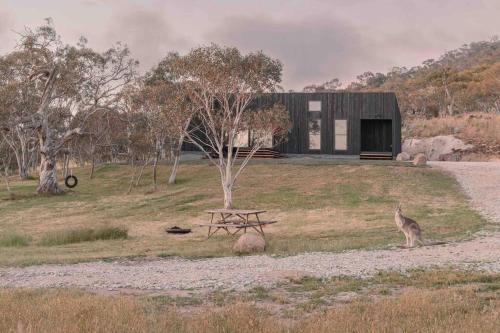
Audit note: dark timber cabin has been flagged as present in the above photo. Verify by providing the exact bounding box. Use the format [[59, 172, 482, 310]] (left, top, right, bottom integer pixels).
[[184, 92, 402, 160], [251, 92, 402, 159]]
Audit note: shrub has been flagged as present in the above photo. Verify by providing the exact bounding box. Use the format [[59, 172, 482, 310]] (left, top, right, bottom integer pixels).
[[94, 226, 129, 240], [40, 226, 128, 246], [0, 233, 31, 247]]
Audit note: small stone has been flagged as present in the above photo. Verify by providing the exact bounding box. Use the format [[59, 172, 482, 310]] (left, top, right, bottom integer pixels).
[[396, 152, 411, 161], [413, 153, 427, 166]]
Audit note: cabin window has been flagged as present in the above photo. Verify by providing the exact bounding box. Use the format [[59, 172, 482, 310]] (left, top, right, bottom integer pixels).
[[308, 100, 321, 111], [335, 120, 347, 150], [234, 129, 249, 147], [308, 101, 321, 150]]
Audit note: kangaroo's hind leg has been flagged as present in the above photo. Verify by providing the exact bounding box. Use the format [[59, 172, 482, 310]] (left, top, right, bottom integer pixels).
[[404, 232, 410, 247], [409, 235, 416, 247]]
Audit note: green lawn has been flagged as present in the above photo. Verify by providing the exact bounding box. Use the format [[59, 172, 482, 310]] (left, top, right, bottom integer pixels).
[[0, 159, 487, 266]]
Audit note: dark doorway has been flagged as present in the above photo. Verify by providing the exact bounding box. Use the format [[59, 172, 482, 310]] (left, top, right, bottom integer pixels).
[[361, 120, 392, 152]]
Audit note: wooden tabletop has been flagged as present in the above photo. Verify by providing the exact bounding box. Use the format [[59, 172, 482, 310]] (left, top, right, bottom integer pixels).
[[205, 209, 266, 215]]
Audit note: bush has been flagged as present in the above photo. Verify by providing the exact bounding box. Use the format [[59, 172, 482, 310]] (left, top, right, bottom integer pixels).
[[0, 233, 31, 247], [40, 226, 128, 246]]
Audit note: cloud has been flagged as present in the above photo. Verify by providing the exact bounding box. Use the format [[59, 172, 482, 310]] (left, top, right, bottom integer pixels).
[[204, 0, 500, 89], [206, 16, 388, 90], [2, 0, 499, 88], [0, 8, 13, 36], [104, 5, 187, 71]]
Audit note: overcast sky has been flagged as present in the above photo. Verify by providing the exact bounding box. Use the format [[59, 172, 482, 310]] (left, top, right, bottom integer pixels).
[[1, 0, 498, 90]]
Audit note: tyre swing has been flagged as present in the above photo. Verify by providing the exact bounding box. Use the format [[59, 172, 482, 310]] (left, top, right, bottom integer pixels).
[[63, 149, 78, 188], [63, 151, 78, 189], [65, 172, 78, 188]]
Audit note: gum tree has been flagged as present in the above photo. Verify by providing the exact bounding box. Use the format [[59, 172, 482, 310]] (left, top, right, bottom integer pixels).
[[5, 21, 138, 193], [71, 43, 138, 179], [0, 52, 39, 179], [146, 53, 195, 185], [15, 22, 85, 193], [171, 45, 290, 208]]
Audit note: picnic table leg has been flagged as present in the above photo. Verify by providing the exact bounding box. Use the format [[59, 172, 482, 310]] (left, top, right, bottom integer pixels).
[[207, 213, 214, 238], [256, 213, 265, 237], [248, 216, 264, 235], [222, 213, 232, 235], [231, 227, 243, 236], [208, 226, 222, 238]]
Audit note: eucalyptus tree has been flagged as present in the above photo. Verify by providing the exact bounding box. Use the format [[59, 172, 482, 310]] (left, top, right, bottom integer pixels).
[[2, 21, 86, 193], [146, 53, 195, 185], [71, 42, 138, 178], [2, 21, 138, 193], [116, 84, 149, 165], [170, 45, 290, 208], [0, 46, 40, 179], [134, 83, 170, 189]]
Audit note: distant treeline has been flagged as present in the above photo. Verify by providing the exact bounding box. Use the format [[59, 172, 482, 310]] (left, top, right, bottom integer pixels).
[[304, 38, 500, 119]]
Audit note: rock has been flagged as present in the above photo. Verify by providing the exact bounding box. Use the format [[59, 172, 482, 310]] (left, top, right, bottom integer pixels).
[[438, 152, 462, 161], [233, 234, 266, 254], [413, 153, 427, 166], [396, 152, 411, 161], [402, 135, 473, 161]]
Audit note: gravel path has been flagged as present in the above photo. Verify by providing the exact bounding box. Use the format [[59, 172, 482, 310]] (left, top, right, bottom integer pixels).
[[429, 161, 500, 223], [1, 162, 499, 291]]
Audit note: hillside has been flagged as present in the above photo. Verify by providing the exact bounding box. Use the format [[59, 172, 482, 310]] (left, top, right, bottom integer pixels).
[[404, 112, 500, 160], [306, 37, 499, 119], [305, 38, 500, 158]]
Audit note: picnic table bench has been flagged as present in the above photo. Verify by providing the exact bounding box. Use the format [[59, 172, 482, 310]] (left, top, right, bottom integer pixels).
[[199, 209, 277, 238]]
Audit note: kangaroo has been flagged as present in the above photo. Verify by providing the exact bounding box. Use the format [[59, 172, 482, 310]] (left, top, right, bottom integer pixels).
[[395, 204, 423, 247]]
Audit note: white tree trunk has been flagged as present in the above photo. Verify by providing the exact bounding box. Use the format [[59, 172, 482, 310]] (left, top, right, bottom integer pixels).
[[37, 144, 61, 194], [168, 133, 185, 185], [14, 151, 30, 180], [89, 155, 96, 180], [168, 154, 180, 185], [2, 132, 31, 180], [222, 181, 233, 209], [152, 151, 159, 189]]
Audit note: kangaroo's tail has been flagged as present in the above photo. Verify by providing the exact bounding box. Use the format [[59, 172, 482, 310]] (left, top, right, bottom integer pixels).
[[420, 238, 446, 246]]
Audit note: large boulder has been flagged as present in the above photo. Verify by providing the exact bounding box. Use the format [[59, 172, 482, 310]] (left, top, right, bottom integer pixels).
[[413, 153, 427, 166], [233, 233, 266, 254], [402, 135, 473, 161], [396, 152, 411, 161]]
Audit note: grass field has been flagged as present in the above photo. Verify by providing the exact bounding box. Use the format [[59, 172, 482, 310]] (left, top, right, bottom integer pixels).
[[0, 159, 487, 266], [1, 269, 499, 332]]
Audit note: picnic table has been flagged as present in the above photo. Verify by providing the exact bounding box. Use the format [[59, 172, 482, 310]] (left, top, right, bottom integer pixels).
[[199, 209, 277, 238]]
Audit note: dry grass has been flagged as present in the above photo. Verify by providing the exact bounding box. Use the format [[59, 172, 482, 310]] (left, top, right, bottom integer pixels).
[[0, 233, 30, 247], [405, 112, 500, 158], [0, 160, 487, 265], [297, 288, 499, 333], [39, 226, 128, 246], [0, 284, 498, 333]]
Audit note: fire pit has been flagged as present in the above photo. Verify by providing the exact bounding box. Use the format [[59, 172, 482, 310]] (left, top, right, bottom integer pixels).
[[166, 226, 192, 234]]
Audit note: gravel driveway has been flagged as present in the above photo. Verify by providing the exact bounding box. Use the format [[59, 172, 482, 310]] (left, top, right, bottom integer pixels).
[[429, 161, 500, 223], [1, 162, 499, 291]]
